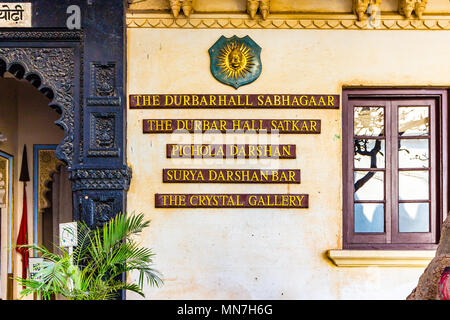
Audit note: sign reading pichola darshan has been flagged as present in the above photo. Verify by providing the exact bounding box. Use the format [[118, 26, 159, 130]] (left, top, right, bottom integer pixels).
[[166, 144, 297, 159]]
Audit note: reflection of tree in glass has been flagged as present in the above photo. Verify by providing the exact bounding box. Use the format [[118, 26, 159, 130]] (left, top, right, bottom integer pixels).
[[354, 107, 384, 136], [353, 107, 385, 193], [398, 108, 429, 167], [398, 107, 429, 136], [354, 106, 430, 193], [0, 172, 5, 205], [354, 137, 383, 192], [398, 141, 429, 164]]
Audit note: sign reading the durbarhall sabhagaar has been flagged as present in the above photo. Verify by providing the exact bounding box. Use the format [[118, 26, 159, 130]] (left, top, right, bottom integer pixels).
[[129, 94, 339, 109], [155, 194, 308, 208], [0, 3, 31, 27], [163, 169, 301, 184], [144, 119, 320, 134]]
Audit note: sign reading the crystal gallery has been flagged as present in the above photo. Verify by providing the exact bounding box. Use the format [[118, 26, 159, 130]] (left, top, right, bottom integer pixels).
[[155, 194, 309, 209], [0, 3, 31, 27], [129, 94, 339, 109]]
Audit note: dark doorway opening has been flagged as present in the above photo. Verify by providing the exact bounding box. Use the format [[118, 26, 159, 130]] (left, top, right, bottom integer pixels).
[[0, 75, 72, 300]]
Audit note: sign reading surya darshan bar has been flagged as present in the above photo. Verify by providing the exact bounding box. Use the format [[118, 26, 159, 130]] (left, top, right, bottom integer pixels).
[[163, 169, 301, 184], [155, 194, 308, 209]]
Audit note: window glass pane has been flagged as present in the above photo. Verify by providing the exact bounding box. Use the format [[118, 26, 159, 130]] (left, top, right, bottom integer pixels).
[[354, 171, 384, 200], [399, 139, 429, 168], [398, 107, 429, 136], [354, 107, 384, 136], [399, 171, 429, 200], [354, 139, 385, 169], [354, 203, 384, 233], [399, 203, 429, 233]]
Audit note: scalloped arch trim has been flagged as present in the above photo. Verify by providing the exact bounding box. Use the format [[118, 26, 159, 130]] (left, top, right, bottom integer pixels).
[[0, 47, 76, 167]]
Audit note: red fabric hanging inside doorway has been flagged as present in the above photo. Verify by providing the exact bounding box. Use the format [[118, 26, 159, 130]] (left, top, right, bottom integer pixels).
[[16, 183, 29, 287]]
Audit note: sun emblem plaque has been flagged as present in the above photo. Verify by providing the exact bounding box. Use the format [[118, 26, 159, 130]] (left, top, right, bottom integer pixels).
[[209, 35, 262, 89]]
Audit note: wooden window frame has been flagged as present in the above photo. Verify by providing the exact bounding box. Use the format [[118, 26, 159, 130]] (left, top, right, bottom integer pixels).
[[342, 88, 448, 250]]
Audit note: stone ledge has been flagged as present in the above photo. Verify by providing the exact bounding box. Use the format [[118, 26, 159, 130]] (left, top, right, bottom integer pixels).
[[126, 13, 450, 30], [327, 249, 435, 267]]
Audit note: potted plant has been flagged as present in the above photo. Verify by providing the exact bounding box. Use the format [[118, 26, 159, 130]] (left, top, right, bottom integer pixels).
[[15, 212, 163, 300]]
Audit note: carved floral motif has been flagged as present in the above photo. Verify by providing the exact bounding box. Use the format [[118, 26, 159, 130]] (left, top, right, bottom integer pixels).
[[181, 0, 193, 18], [259, 0, 270, 20], [0, 158, 7, 207], [70, 168, 132, 191], [0, 30, 82, 41], [88, 113, 119, 157], [247, 0, 270, 20], [94, 199, 115, 227], [95, 116, 115, 148], [78, 194, 119, 229], [169, 0, 193, 18], [38, 149, 64, 213], [399, 0, 428, 19], [169, 0, 181, 18], [354, 0, 369, 21], [247, 0, 259, 20], [353, 0, 381, 21], [93, 63, 115, 97]]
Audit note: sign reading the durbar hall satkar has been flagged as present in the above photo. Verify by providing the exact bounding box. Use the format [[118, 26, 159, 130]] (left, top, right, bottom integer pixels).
[[129, 94, 339, 109], [0, 3, 31, 27], [143, 119, 320, 134]]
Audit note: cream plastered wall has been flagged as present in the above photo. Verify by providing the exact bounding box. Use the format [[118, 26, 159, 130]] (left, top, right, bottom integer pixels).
[[126, 28, 450, 299]]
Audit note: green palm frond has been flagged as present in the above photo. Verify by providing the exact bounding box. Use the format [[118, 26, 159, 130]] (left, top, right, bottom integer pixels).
[[16, 212, 163, 300]]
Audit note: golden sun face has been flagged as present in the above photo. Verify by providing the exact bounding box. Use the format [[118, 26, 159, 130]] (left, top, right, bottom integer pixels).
[[217, 41, 254, 80]]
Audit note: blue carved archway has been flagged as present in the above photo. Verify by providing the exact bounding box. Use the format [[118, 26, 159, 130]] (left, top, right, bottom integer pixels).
[[0, 45, 77, 167], [0, 1, 130, 231]]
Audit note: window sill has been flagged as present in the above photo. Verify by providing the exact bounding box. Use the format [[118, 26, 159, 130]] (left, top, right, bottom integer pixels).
[[327, 249, 435, 267]]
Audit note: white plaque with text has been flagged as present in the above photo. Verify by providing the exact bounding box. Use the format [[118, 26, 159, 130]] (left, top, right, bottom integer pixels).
[[0, 3, 31, 27]]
